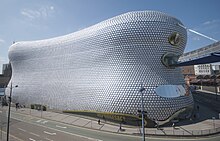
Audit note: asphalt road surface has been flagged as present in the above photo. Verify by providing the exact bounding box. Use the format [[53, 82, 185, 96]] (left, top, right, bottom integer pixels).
[[1, 112, 219, 141]]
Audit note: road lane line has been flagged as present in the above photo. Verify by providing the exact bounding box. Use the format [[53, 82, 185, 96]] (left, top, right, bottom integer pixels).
[[44, 131, 57, 135], [43, 128, 101, 141], [36, 119, 42, 123], [56, 125, 67, 129], [29, 132, 40, 137], [11, 112, 115, 140], [12, 113, 104, 141], [42, 120, 48, 124], [10, 112, 220, 141], [29, 138, 36, 141], [18, 128, 27, 132], [45, 137, 54, 141]]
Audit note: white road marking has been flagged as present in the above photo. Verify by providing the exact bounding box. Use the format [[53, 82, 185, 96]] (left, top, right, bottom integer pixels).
[[29, 138, 36, 141], [42, 120, 48, 124], [42, 126, 102, 141], [44, 131, 57, 135], [11, 112, 220, 141], [44, 128, 102, 141], [29, 132, 40, 137], [45, 137, 54, 141], [13, 113, 103, 141], [18, 128, 27, 132], [36, 119, 42, 123], [56, 125, 67, 129]]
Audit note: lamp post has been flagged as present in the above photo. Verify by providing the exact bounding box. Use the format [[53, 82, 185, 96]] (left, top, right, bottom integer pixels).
[[212, 117, 216, 129], [139, 85, 146, 141], [6, 82, 18, 141], [211, 64, 219, 101], [214, 75, 218, 100]]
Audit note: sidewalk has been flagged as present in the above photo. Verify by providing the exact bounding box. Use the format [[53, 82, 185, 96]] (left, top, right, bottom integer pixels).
[[5, 106, 220, 137], [197, 89, 220, 95]]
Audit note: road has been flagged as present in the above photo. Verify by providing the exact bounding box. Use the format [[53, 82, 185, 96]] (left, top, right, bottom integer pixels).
[[0, 111, 218, 141], [6, 119, 94, 141]]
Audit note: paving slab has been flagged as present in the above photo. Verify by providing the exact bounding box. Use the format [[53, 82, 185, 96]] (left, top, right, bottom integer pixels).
[[43, 111, 60, 119], [180, 119, 220, 131], [146, 129, 156, 135], [154, 129, 166, 135], [100, 124, 119, 132], [48, 113, 69, 121], [62, 116, 80, 124], [84, 120, 103, 130], [18, 109, 31, 115], [72, 118, 91, 126], [118, 127, 139, 134], [28, 110, 43, 117]]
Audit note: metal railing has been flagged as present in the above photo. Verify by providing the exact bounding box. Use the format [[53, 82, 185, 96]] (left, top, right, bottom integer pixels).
[[145, 126, 220, 136]]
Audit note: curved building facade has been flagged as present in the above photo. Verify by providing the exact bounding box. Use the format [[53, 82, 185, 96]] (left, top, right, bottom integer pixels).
[[8, 11, 193, 125]]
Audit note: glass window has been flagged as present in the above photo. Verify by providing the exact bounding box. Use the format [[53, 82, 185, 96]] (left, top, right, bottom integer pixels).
[[161, 52, 180, 68], [168, 32, 181, 46]]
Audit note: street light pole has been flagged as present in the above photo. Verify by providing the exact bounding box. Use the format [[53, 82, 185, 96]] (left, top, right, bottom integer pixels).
[[6, 82, 12, 141], [214, 76, 218, 100], [212, 117, 216, 129], [139, 85, 146, 141], [212, 64, 219, 101], [6, 82, 18, 141]]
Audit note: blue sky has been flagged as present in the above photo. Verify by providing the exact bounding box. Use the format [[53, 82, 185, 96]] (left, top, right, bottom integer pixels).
[[0, 0, 220, 72]]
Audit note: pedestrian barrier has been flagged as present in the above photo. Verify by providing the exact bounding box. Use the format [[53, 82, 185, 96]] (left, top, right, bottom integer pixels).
[[145, 126, 220, 136]]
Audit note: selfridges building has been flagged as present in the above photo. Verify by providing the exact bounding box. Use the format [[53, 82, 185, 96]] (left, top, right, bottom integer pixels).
[[8, 11, 194, 125]]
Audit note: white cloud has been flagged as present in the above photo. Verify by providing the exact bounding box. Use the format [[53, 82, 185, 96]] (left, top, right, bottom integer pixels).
[[0, 38, 5, 44], [188, 31, 202, 41], [203, 20, 211, 25], [21, 5, 55, 20], [202, 20, 219, 26], [50, 6, 54, 10], [21, 9, 41, 20], [192, 36, 201, 41], [189, 19, 220, 42], [193, 19, 220, 32]]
